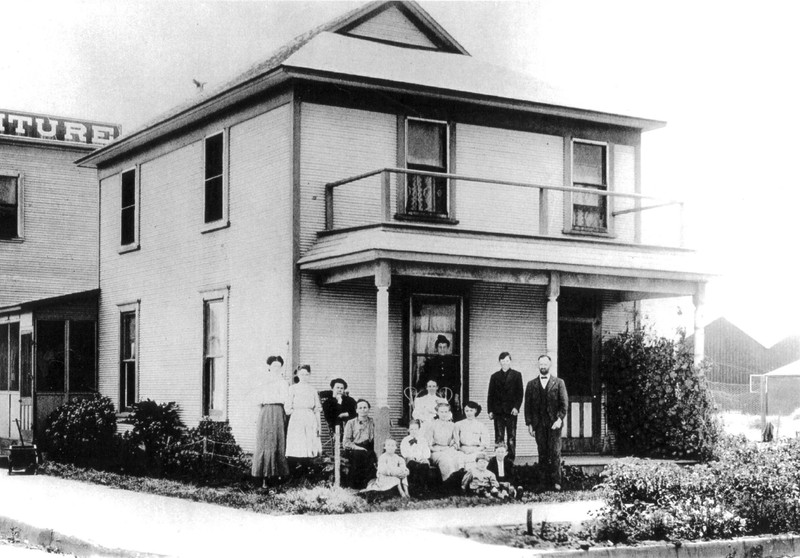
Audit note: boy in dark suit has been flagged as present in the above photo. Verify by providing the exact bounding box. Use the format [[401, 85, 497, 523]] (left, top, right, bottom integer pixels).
[[487, 442, 522, 499], [524, 354, 568, 491], [487, 351, 524, 460]]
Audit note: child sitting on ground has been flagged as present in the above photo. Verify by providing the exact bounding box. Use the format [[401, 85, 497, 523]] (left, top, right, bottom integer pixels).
[[460, 453, 510, 499], [362, 439, 410, 498], [400, 419, 432, 495], [487, 442, 522, 499]]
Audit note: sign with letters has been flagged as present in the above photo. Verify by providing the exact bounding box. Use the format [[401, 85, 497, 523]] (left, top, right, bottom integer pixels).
[[0, 109, 120, 146]]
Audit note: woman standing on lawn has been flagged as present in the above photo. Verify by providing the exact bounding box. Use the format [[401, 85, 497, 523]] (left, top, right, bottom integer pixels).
[[251, 355, 290, 488], [285, 364, 322, 459]]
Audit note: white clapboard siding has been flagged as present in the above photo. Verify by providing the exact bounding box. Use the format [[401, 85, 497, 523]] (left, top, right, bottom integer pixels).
[[613, 144, 636, 243], [98, 105, 293, 450], [469, 283, 547, 459], [456, 124, 563, 236], [0, 142, 98, 307], [300, 103, 396, 252], [347, 5, 438, 49]]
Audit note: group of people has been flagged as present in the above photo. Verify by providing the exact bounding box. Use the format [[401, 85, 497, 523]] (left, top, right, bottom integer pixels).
[[251, 349, 569, 497]]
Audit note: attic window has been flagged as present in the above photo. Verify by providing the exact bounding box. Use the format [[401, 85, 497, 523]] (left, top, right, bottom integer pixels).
[[405, 118, 449, 216]]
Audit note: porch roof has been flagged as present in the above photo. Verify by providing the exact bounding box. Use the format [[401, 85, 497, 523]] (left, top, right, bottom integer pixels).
[[0, 289, 99, 316], [297, 224, 712, 296]]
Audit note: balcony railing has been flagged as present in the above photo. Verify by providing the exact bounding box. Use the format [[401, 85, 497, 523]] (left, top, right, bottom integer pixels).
[[324, 168, 686, 247]]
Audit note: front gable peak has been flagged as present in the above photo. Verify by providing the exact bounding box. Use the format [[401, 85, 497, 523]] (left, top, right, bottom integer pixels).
[[332, 1, 469, 55]]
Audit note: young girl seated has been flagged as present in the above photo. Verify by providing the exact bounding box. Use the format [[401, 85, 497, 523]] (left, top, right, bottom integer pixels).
[[460, 453, 511, 499], [400, 419, 432, 495], [362, 439, 410, 498]]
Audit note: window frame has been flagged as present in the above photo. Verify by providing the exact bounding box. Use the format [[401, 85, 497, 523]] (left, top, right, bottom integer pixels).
[[564, 138, 614, 236], [201, 287, 229, 419], [0, 170, 23, 241], [119, 166, 140, 253], [118, 301, 140, 412], [400, 117, 454, 221], [201, 130, 229, 233]]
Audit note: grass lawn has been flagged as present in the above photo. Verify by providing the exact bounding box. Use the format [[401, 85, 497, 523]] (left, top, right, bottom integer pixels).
[[39, 461, 598, 516]]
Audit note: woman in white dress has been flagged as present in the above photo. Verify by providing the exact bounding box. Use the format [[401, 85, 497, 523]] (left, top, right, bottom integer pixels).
[[412, 379, 447, 425], [285, 364, 322, 458], [423, 402, 464, 482], [454, 400, 491, 469]]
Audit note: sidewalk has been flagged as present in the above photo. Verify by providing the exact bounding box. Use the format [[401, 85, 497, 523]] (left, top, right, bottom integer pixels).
[[0, 470, 603, 558]]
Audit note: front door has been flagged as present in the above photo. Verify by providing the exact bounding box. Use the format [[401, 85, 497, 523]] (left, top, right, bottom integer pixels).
[[405, 295, 464, 421], [19, 333, 33, 441], [0, 322, 20, 440], [558, 291, 601, 453]]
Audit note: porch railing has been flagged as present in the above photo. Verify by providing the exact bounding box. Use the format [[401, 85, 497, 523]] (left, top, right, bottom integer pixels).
[[324, 168, 686, 248]]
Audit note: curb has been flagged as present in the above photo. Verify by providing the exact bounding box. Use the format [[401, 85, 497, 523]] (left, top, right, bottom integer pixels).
[[0, 515, 167, 558], [529, 534, 800, 558]]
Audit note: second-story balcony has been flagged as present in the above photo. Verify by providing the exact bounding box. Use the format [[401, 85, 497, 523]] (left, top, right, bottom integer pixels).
[[299, 168, 710, 296]]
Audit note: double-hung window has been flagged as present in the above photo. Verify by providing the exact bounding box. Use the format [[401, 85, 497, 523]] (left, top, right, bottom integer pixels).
[[202, 290, 228, 418], [203, 132, 226, 227], [0, 173, 21, 240], [571, 140, 609, 231], [120, 168, 138, 248], [405, 118, 449, 216], [119, 307, 138, 411]]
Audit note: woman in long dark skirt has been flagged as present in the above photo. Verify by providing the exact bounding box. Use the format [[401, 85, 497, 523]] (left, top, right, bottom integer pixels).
[[251, 355, 290, 488]]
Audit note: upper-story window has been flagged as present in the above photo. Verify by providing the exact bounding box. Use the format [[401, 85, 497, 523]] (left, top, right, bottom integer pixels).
[[203, 132, 226, 227], [405, 118, 449, 216], [0, 173, 21, 240], [571, 140, 608, 231], [120, 168, 139, 249]]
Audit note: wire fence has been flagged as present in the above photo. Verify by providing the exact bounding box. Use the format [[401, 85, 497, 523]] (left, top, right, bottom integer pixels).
[[707, 381, 760, 415]]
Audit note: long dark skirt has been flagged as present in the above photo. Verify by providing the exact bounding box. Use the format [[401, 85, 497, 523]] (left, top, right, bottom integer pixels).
[[251, 404, 289, 479]]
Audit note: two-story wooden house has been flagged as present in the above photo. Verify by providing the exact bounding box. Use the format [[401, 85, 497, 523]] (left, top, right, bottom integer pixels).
[[77, 1, 710, 458], [0, 109, 119, 441]]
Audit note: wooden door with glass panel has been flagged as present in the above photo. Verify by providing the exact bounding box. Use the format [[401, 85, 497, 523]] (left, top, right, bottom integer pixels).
[[406, 295, 463, 421]]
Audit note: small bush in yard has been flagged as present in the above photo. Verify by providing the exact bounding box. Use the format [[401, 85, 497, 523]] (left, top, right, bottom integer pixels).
[[601, 327, 721, 461], [164, 418, 249, 483], [43, 396, 118, 466], [273, 485, 367, 514], [124, 400, 185, 475]]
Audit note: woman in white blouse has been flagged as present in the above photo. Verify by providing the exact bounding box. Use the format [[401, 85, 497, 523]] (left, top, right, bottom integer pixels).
[[251, 356, 290, 488]]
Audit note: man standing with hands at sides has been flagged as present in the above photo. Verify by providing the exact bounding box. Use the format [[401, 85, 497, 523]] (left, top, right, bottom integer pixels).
[[487, 352, 524, 461], [524, 355, 568, 491]]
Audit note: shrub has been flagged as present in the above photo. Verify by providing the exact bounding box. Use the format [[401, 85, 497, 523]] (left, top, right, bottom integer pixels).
[[43, 396, 118, 466], [164, 418, 249, 483], [601, 327, 721, 460], [125, 400, 185, 475], [272, 485, 367, 514]]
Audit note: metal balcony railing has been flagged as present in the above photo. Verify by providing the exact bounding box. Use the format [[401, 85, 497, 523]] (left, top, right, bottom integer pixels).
[[324, 168, 686, 247]]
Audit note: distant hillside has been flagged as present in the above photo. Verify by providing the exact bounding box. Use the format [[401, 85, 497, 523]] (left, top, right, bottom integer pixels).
[[687, 317, 800, 383]]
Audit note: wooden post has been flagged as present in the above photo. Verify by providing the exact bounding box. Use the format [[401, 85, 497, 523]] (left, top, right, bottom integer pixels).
[[334, 425, 341, 487], [381, 171, 391, 223], [325, 184, 334, 230], [546, 272, 560, 377], [374, 260, 392, 461], [693, 284, 706, 367]]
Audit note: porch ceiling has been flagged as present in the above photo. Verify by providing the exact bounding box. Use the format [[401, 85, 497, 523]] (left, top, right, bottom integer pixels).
[[297, 224, 713, 296]]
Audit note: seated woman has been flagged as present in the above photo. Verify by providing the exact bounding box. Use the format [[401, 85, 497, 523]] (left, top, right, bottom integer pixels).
[[362, 439, 409, 498], [422, 402, 464, 483], [321, 377, 357, 441], [454, 401, 490, 469], [412, 379, 447, 425], [400, 419, 432, 495], [342, 398, 377, 489]]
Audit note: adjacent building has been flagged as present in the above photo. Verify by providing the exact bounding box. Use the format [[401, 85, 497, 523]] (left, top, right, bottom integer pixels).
[[76, 1, 711, 458], [0, 109, 119, 441]]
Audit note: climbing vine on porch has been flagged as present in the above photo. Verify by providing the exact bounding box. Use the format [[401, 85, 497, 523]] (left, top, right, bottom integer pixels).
[[600, 327, 721, 461]]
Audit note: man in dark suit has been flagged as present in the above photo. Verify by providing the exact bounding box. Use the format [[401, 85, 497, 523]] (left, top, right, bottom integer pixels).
[[487, 351, 524, 461], [524, 354, 568, 491]]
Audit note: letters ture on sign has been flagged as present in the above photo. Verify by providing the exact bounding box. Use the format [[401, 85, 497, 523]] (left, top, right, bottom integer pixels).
[[0, 109, 120, 146]]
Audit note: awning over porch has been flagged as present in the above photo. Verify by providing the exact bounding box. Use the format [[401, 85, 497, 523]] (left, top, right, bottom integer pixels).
[[297, 223, 712, 298]]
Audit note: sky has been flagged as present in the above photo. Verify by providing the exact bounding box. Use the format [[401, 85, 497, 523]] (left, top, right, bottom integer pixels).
[[2, 0, 799, 346]]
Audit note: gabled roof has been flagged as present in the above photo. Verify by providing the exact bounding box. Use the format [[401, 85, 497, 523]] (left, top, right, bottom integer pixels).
[[77, 0, 663, 169]]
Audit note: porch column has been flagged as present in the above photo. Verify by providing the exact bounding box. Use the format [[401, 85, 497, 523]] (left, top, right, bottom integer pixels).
[[692, 283, 706, 367], [546, 272, 560, 376], [374, 260, 391, 459]]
